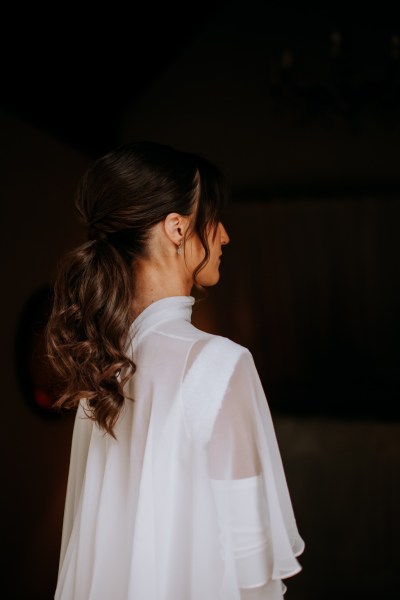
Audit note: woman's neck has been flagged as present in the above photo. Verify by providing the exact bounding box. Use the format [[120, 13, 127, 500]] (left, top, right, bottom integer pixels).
[[131, 257, 193, 320]]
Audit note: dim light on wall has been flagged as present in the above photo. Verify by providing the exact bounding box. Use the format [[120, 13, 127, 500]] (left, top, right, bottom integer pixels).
[[14, 283, 59, 416]]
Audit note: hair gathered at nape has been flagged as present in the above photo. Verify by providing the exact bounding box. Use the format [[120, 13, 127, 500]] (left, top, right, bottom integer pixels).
[[45, 141, 228, 437]]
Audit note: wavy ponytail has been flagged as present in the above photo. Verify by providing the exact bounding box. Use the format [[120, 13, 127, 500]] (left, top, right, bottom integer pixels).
[[46, 238, 135, 437], [45, 141, 227, 437]]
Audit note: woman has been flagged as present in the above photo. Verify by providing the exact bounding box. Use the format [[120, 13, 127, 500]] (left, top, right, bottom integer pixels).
[[46, 141, 304, 600]]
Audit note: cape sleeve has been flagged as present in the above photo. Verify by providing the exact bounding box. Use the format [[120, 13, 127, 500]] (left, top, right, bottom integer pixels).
[[57, 400, 94, 573], [185, 338, 305, 598]]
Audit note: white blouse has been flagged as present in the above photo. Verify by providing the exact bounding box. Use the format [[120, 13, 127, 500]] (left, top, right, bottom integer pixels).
[[55, 296, 304, 600]]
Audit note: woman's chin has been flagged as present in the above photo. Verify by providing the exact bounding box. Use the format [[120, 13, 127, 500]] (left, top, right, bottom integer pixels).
[[199, 271, 221, 287]]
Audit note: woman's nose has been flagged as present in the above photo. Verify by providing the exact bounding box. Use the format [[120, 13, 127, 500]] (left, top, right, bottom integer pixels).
[[220, 222, 230, 245]]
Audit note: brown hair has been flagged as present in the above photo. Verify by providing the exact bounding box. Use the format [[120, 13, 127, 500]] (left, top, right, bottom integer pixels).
[[45, 141, 227, 437]]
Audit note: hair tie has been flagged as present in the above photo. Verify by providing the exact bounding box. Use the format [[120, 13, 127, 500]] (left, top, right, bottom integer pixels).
[[88, 226, 108, 242]]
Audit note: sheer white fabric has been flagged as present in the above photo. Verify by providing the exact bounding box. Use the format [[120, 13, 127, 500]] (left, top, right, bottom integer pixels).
[[55, 296, 304, 600]]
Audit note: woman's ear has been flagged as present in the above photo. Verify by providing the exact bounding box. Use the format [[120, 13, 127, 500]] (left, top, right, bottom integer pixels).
[[164, 213, 188, 244]]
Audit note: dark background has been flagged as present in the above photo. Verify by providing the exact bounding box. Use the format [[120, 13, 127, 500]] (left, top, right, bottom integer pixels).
[[1, 1, 400, 598]]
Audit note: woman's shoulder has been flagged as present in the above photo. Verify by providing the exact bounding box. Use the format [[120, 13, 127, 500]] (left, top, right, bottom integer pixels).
[[196, 331, 249, 360], [152, 318, 253, 374], [155, 318, 249, 353], [181, 333, 253, 446], [184, 329, 252, 386]]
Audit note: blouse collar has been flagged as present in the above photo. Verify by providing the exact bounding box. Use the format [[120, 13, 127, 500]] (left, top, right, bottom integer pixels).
[[129, 295, 195, 340]]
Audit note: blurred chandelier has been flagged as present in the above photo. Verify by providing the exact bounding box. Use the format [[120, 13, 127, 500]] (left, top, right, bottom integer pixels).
[[268, 30, 400, 122]]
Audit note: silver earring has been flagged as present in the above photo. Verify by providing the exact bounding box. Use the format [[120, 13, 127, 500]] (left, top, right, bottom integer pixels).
[[177, 240, 182, 255]]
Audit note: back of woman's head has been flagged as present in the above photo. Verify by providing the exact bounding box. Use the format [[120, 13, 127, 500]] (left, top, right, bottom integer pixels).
[[45, 141, 227, 437]]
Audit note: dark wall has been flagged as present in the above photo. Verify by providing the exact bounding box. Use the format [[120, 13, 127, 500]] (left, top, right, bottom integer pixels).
[[192, 198, 400, 420], [121, 0, 400, 193]]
